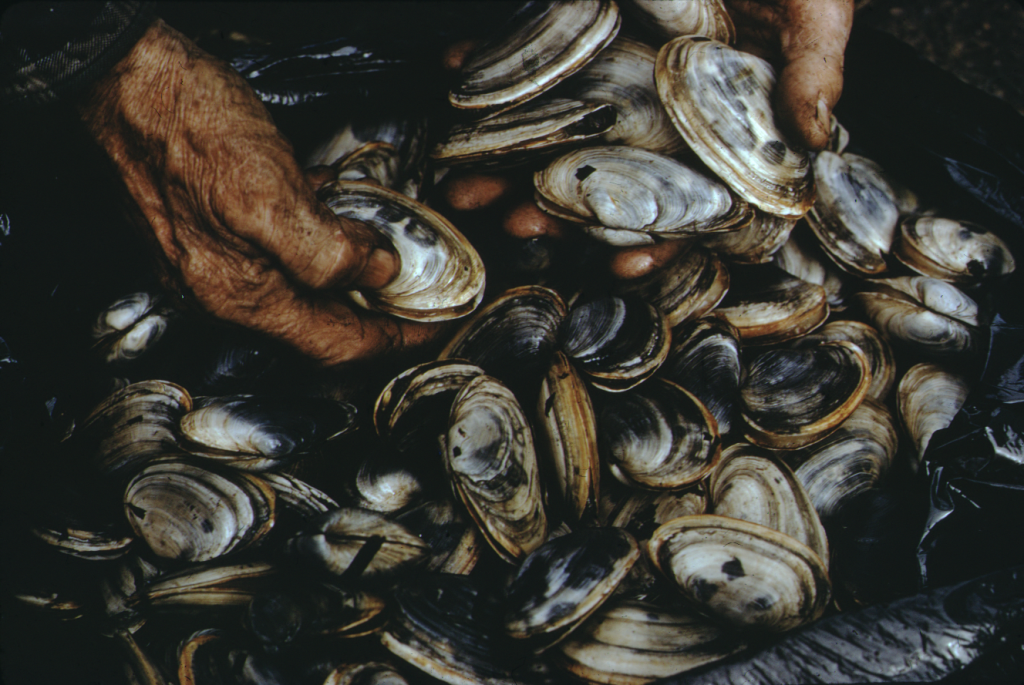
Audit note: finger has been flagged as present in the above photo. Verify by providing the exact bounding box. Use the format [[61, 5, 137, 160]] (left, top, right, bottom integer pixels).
[[442, 38, 483, 72], [502, 198, 567, 240], [440, 172, 518, 212], [772, 0, 853, 150], [200, 263, 445, 367], [216, 144, 399, 292], [303, 165, 336, 191], [608, 240, 691, 280]]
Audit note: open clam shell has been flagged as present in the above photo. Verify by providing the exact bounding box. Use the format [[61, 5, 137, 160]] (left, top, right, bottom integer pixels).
[[504, 528, 639, 649], [394, 499, 481, 575], [559, 295, 671, 392], [648, 514, 831, 632], [563, 35, 686, 154], [319, 181, 485, 321], [554, 597, 747, 684], [536, 351, 600, 524], [442, 375, 548, 564], [894, 216, 1015, 283], [806, 151, 899, 277], [614, 245, 729, 329], [897, 362, 971, 472], [534, 146, 752, 241], [373, 359, 485, 455], [660, 317, 743, 436], [450, 0, 621, 112], [781, 397, 899, 519], [597, 378, 721, 490], [872, 276, 980, 327], [431, 98, 617, 168], [741, 340, 871, 450], [708, 443, 829, 566], [655, 36, 814, 217]]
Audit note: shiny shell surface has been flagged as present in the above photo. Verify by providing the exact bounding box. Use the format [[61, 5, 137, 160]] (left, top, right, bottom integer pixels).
[[563, 35, 686, 153], [614, 245, 729, 329], [443, 375, 548, 563], [656, 36, 814, 217], [897, 362, 971, 470], [741, 340, 870, 450], [648, 514, 831, 632], [807, 151, 899, 276], [320, 181, 485, 321], [504, 528, 639, 645], [450, 0, 621, 111], [895, 216, 1015, 283], [597, 378, 721, 489], [534, 146, 752, 240]]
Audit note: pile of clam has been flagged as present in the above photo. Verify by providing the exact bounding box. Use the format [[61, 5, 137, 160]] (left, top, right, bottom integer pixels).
[[13, 1, 1017, 684]]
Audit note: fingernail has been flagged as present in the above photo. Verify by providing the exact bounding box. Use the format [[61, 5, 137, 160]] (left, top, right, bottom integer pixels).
[[816, 96, 829, 125]]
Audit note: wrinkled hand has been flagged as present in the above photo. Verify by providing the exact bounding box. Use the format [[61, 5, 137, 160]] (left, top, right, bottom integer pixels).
[[724, 0, 854, 150], [77, 19, 441, 367]]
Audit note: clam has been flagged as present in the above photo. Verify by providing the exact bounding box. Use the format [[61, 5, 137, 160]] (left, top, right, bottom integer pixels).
[[323, 663, 409, 685], [449, 0, 621, 112], [660, 317, 744, 436], [614, 245, 729, 329], [781, 397, 899, 518], [431, 98, 617, 168], [332, 141, 402, 189], [319, 181, 485, 321], [78, 380, 192, 476], [262, 472, 338, 520], [124, 461, 276, 563], [504, 528, 639, 649], [536, 351, 600, 524], [559, 295, 671, 392], [708, 443, 829, 566], [394, 499, 481, 575], [701, 210, 796, 264], [91, 291, 175, 364], [179, 394, 358, 471], [286, 507, 429, 579], [144, 561, 279, 607], [826, 114, 849, 154], [795, 320, 896, 401], [656, 36, 814, 217], [712, 266, 829, 346], [806, 151, 899, 276], [563, 35, 686, 154], [442, 375, 548, 563], [439, 285, 567, 389], [554, 597, 747, 684], [852, 285, 975, 359], [349, 458, 424, 514], [624, 0, 735, 43], [597, 378, 721, 490], [381, 574, 525, 685], [772, 227, 847, 310], [894, 216, 1015, 283], [648, 515, 831, 632], [533, 146, 752, 244], [741, 340, 870, 450], [872, 275, 980, 327], [897, 362, 971, 471]]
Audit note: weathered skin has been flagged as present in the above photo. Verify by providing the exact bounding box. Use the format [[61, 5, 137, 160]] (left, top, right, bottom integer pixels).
[[77, 19, 443, 367]]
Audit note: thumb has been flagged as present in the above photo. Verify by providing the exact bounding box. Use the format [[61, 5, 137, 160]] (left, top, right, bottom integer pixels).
[[773, 0, 853, 150]]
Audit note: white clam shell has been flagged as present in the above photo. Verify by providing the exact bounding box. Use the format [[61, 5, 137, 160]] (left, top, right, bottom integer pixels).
[[656, 36, 813, 217]]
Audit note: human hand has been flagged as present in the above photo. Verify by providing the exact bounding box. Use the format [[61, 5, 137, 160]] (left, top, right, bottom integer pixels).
[[77, 20, 442, 367], [723, 0, 854, 150]]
